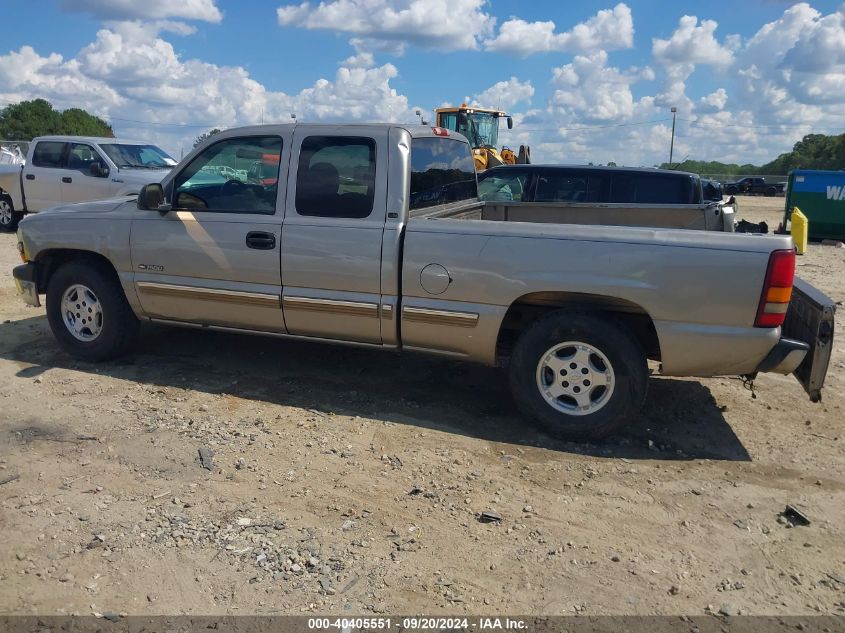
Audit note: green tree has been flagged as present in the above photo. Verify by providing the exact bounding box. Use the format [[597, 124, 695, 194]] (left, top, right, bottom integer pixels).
[[0, 99, 113, 140], [60, 107, 114, 137], [659, 133, 845, 176], [194, 128, 222, 148]]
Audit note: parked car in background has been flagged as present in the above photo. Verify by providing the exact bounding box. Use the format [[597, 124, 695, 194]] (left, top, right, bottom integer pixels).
[[702, 178, 723, 202], [478, 165, 735, 231], [0, 136, 176, 231], [247, 153, 281, 187], [724, 176, 785, 197], [0, 143, 26, 166], [11, 124, 834, 441]]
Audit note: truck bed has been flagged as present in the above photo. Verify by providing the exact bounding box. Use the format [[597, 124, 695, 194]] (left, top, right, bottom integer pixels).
[[412, 198, 734, 231]]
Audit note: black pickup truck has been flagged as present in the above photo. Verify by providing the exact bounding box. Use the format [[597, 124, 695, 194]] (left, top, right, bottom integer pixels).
[[724, 177, 785, 197]]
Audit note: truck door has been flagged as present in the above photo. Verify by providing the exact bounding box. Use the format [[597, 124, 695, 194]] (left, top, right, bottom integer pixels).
[[280, 127, 388, 344], [61, 142, 112, 204], [130, 133, 289, 333], [22, 141, 68, 211]]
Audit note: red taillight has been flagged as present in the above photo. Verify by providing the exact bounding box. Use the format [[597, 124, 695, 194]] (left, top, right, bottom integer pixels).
[[755, 249, 795, 328]]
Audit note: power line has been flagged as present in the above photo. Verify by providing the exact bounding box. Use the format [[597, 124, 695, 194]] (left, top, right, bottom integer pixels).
[[99, 115, 221, 129], [678, 117, 844, 131], [519, 117, 673, 133]]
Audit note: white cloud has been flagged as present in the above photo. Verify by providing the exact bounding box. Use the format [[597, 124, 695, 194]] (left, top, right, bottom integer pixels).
[[277, 0, 495, 53], [699, 88, 728, 111], [0, 46, 124, 113], [0, 24, 417, 155], [59, 0, 223, 22], [728, 3, 845, 127], [341, 51, 376, 68], [471, 77, 534, 112], [649, 15, 735, 118], [652, 15, 734, 66], [549, 51, 649, 122], [485, 3, 633, 56]]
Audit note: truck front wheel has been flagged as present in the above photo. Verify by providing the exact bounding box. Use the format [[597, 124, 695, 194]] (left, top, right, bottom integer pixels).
[[0, 195, 23, 232], [46, 261, 139, 361], [508, 311, 648, 441]]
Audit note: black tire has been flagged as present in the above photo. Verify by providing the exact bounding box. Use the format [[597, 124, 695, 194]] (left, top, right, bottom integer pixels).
[[0, 195, 22, 232], [725, 186, 737, 196], [508, 310, 648, 441], [765, 187, 776, 197], [46, 261, 139, 361]]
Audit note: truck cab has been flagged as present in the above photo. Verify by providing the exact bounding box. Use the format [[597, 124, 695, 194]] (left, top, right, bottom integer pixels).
[[0, 136, 176, 230]]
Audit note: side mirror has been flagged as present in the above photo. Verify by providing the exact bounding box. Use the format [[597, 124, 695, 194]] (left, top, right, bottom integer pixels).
[[507, 116, 513, 130], [457, 112, 468, 130], [89, 162, 109, 178], [137, 183, 171, 213]]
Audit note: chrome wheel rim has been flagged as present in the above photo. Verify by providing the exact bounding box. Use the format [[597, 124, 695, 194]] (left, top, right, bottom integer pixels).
[[61, 284, 104, 342], [535, 341, 615, 416], [0, 199, 11, 225]]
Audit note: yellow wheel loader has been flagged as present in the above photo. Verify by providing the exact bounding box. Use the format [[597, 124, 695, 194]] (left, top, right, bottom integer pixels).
[[434, 103, 531, 171]]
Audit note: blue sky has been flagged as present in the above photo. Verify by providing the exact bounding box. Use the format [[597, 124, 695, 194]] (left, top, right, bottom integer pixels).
[[2, 1, 844, 165]]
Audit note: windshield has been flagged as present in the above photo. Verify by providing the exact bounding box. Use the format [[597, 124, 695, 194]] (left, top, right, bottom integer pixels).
[[100, 143, 176, 169], [462, 112, 499, 149]]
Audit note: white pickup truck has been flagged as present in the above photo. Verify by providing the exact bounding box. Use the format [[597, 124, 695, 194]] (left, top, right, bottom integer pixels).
[[0, 135, 176, 231]]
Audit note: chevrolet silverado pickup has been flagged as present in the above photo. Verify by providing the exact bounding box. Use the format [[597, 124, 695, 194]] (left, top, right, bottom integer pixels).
[[12, 124, 835, 440], [0, 135, 176, 231]]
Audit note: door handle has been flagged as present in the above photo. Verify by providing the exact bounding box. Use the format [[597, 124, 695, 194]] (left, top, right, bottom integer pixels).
[[62, 176, 72, 184], [25, 174, 35, 180], [245, 231, 276, 250]]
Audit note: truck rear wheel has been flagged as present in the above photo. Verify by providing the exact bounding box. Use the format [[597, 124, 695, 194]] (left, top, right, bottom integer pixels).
[[0, 195, 22, 232], [46, 261, 139, 361], [508, 310, 648, 441]]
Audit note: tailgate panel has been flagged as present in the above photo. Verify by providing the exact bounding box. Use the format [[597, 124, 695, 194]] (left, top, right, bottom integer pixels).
[[782, 277, 836, 401]]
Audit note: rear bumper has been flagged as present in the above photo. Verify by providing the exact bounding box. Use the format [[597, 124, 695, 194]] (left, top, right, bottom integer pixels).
[[756, 337, 808, 375], [12, 262, 40, 307]]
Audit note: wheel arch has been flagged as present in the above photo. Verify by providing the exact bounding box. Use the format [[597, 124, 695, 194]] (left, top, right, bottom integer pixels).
[[33, 249, 120, 294], [496, 291, 660, 365]]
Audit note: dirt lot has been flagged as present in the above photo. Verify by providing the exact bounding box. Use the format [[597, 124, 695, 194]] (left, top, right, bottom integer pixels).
[[0, 196, 843, 617]]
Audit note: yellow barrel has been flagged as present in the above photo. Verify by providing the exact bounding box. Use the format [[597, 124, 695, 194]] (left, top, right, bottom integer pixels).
[[791, 207, 808, 255]]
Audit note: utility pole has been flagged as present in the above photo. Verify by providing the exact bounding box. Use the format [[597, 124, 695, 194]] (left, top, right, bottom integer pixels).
[[669, 106, 677, 166]]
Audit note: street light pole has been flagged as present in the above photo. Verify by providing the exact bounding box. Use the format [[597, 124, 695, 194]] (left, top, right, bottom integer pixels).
[[669, 106, 677, 166]]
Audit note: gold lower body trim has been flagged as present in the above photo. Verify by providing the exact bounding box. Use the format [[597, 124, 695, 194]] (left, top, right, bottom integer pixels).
[[402, 306, 479, 328], [137, 282, 280, 308], [282, 296, 379, 318]]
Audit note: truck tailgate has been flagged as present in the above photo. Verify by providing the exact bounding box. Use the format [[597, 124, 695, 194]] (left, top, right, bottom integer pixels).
[[782, 277, 836, 401]]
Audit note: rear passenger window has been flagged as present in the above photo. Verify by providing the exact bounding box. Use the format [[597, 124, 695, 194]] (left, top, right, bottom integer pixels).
[[295, 136, 376, 218], [610, 173, 694, 204], [586, 175, 607, 202], [633, 175, 693, 204], [536, 173, 587, 202], [32, 142, 66, 168], [410, 137, 477, 210], [478, 172, 528, 202], [610, 174, 637, 202]]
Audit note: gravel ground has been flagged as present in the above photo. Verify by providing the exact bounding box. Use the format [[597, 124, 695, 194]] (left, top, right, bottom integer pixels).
[[0, 196, 843, 617]]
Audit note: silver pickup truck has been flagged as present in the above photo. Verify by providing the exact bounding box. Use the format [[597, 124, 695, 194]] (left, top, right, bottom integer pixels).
[[11, 124, 835, 440]]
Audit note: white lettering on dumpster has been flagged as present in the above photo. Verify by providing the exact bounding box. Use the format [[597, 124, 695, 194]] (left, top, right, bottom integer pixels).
[[826, 185, 845, 200]]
